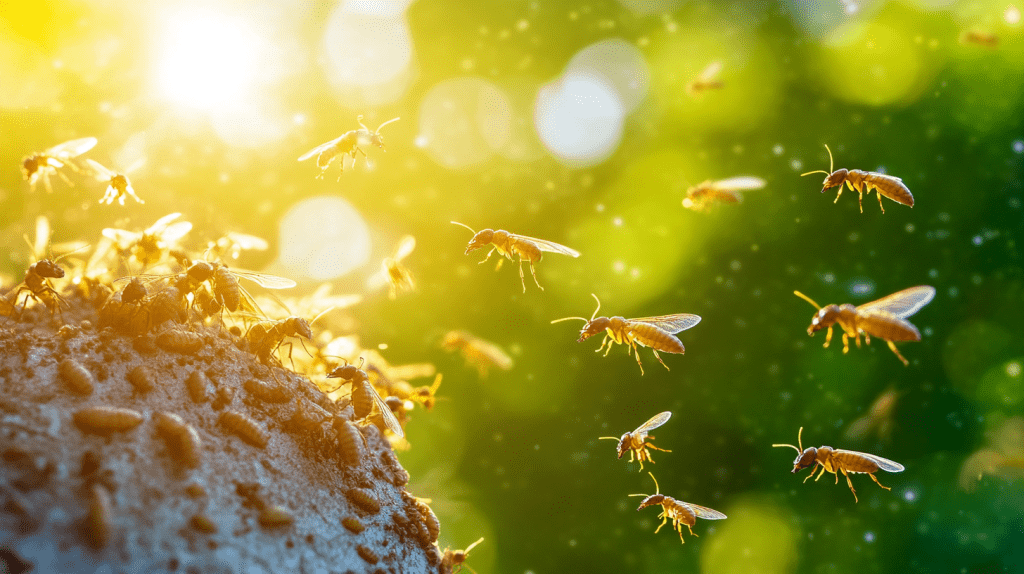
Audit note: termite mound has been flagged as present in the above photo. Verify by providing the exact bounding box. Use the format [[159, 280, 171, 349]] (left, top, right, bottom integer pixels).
[[0, 294, 441, 573]]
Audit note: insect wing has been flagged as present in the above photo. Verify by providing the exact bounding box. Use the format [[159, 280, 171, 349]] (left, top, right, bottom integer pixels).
[[857, 286, 935, 319], [371, 385, 405, 438], [698, 60, 722, 82], [629, 314, 702, 334], [835, 449, 905, 472], [634, 411, 672, 434], [225, 232, 269, 252], [83, 159, 115, 181], [682, 502, 727, 520], [46, 137, 98, 160], [32, 215, 50, 262], [229, 268, 297, 289], [509, 234, 581, 257], [712, 176, 766, 191], [297, 136, 344, 161], [102, 228, 141, 249], [394, 235, 416, 261]]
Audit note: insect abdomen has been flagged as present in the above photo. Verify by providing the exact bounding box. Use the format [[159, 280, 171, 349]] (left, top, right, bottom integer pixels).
[[213, 266, 240, 311], [514, 240, 542, 262], [629, 324, 686, 354], [833, 451, 881, 474], [663, 498, 696, 526], [857, 313, 921, 342], [864, 172, 914, 207]]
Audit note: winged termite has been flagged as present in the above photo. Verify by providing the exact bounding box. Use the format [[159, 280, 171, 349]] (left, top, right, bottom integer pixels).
[[21, 137, 97, 193], [687, 61, 723, 96], [207, 231, 269, 261], [801, 144, 914, 213], [440, 330, 514, 378], [551, 294, 701, 374], [451, 221, 580, 292], [682, 176, 767, 211], [629, 472, 726, 543], [103, 213, 193, 268], [599, 411, 672, 470], [794, 285, 935, 366], [298, 115, 400, 179], [84, 158, 145, 205], [367, 235, 416, 300], [326, 358, 405, 438]]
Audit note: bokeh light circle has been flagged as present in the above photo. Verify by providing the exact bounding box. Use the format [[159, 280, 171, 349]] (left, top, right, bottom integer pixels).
[[278, 196, 371, 281], [418, 77, 513, 169], [566, 38, 650, 113], [534, 71, 625, 167], [323, 7, 415, 106]]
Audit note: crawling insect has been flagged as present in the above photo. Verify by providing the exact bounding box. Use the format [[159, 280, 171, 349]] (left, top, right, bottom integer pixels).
[[326, 358, 405, 438], [84, 158, 145, 205], [629, 472, 726, 544], [682, 176, 766, 212], [794, 285, 935, 366], [773, 427, 905, 503], [298, 115, 400, 179], [441, 537, 484, 574], [6, 241, 89, 321], [245, 315, 315, 367], [599, 411, 672, 470], [687, 60, 724, 96], [451, 221, 580, 292], [551, 294, 701, 375], [21, 137, 97, 193], [801, 144, 914, 213]]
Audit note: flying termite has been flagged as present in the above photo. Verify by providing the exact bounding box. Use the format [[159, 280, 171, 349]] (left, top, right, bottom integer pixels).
[[801, 144, 914, 213], [599, 411, 672, 470], [794, 285, 935, 366], [772, 427, 905, 503], [325, 358, 404, 438], [103, 213, 193, 269], [298, 115, 400, 179], [367, 235, 416, 300], [440, 537, 484, 574], [960, 29, 998, 47], [207, 231, 269, 262], [629, 472, 726, 543], [551, 294, 701, 375], [682, 176, 767, 212], [440, 330, 514, 378], [845, 387, 902, 441], [84, 158, 146, 205], [687, 60, 724, 96], [21, 137, 98, 193], [451, 221, 580, 292]]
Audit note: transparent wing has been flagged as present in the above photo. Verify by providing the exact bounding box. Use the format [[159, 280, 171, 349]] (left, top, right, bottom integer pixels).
[[33, 215, 50, 262], [160, 222, 193, 244], [298, 136, 344, 161], [371, 385, 405, 438], [634, 411, 672, 434], [46, 137, 98, 159], [835, 450, 905, 473], [681, 502, 727, 520], [629, 314, 702, 334], [229, 268, 298, 289], [509, 234, 581, 257], [146, 213, 183, 235], [856, 286, 935, 319], [83, 159, 115, 180], [102, 228, 142, 249], [394, 235, 416, 261], [225, 232, 269, 252], [698, 60, 722, 82], [712, 176, 766, 191]]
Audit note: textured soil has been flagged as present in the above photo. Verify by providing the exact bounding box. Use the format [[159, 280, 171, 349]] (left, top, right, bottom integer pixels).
[[0, 296, 443, 574]]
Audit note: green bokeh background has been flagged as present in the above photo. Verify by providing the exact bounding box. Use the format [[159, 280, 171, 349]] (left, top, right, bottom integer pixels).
[[2, 1, 1024, 572]]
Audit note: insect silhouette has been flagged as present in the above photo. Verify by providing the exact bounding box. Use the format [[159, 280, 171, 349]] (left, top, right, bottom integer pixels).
[[451, 221, 580, 292], [551, 294, 701, 375], [21, 137, 97, 193], [960, 29, 998, 47], [440, 330, 514, 378], [629, 472, 726, 543], [298, 115, 400, 179], [6, 229, 89, 321], [441, 537, 484, 574], [367, 235, 416, 300], [599, 411, 672, 470], [801, 144, 914, 213], [326, 358, 405, 438], [794, 285, 935, 366], [687, 60, 724, 96], [103, 213, 193, 269], [84, 158, 145, 205], [845, 387, 901, 441], [682, 176, 767, 212], [773, 427, 905, 503]]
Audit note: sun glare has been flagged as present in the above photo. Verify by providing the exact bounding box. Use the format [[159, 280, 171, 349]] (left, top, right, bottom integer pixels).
[[154, 8, 264, 112]]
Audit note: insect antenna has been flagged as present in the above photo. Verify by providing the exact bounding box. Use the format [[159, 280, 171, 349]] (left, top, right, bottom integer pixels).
[[800, 144, 835, 177], [464, 537, 484, 554], [598, 436, 620, 441], [356, 114, 368, 132], [450, 221, 477, 234], [793, 290, 822, 310], [772, 426, 805, 453], [628, 471, 661, 497], [375, 117, 401, 132], [589, 293, 601, 320]]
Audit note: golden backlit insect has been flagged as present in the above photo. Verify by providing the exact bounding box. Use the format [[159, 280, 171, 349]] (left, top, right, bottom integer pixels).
[[599, 411, 672, 470], [451, 221, 580, 292], [629, 472, 726, 544], [6, 241, 89, 321], [103, 212, 193, 268], [326, 359, 405, 438], [245, 314, 317, 368], [687, 60, 724, 96], [84, 158, 145, 205], [960, 29, 998, 47], [845, 387, 901, 441], [21, 137, 97, 193], [794, 285, 935, 366], [551, 294, 701, 375], [441, 537, 484, 574], [367, 235, 416, 300], [682, 176, 766, 212], [773, 427, 905, 503], [298, 115, 400, 179], [441, 330, 514, 378], [801, 144, 914, 213], [207, 231, 269, 261]]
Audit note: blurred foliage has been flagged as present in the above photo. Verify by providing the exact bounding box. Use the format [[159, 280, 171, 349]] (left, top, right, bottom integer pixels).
[[2, 1, 1024, 572]]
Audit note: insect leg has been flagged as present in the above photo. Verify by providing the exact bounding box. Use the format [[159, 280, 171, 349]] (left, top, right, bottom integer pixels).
[[42, 171, 55, 194], [875, 185, 886, 213], [854, 331, 862, 348], [867, 472, 892, 492], [654, 515, 668, 534], [687, 525, 697, 537], [863, 332, 871, 345], [833, 183, 844, 204], [517, 258, 527, 293], [645, 441, 671, 453], [886, 340, 910, 367], [630, 340, 646, 375], [601, 336, 614, 356], [651, 349, 670, 371], [841, 333, 850, 354], [824, 326, 833, 348], [527, 260, 544, 291], [841, 469, 859, 503]]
